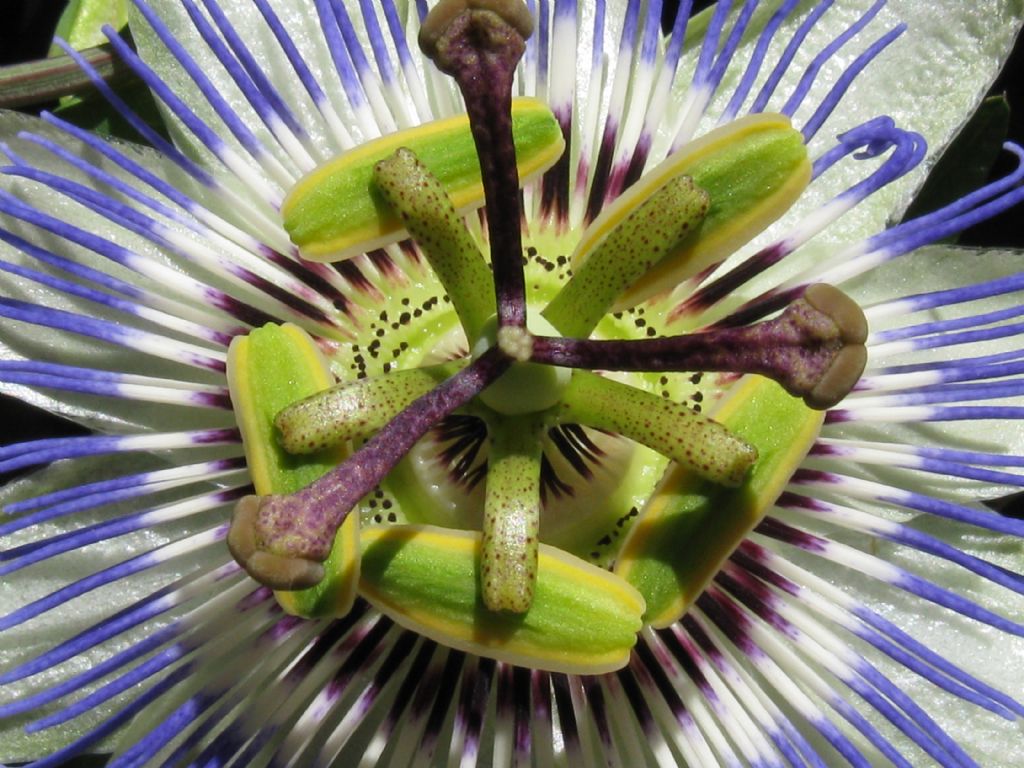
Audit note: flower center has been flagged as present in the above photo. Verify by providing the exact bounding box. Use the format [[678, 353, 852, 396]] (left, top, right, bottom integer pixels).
[[471, 312, 571, 415], [224, 0, 869, 673]]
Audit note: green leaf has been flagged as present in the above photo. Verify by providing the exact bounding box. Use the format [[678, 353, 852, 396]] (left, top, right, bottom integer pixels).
[[52, 75, 168, 144], [52, 0, 129, 53]]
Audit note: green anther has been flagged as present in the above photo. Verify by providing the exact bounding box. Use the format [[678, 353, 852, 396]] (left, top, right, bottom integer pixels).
[[578, 113, 810, 310], [359, 524, 645, 674], [282, 97, 564, 262], [226, 323, 358, 618], [275, 361, 465, 455], [614, 375, 823, 627], [373, 148, 495, 341], [543, 175, 709, 338], [557, 371, 757, 487], [481, 415, 543, 613]]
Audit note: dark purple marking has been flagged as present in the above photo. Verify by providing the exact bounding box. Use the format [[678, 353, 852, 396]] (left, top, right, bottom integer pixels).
[[583, 123, 618, 224], [378, 638, 437, 734], [263, 614, 307, 644], [580, 674, 615, 753], [263, 249, 353, 315], [236, 586, 274, 612], [696, 590, 756, 655], [234, 267, 340, 327], [335, 257, 383, 300], [619, 131, 653, 195], [194, 427, 243, 445], [714, 567, 796, 640], [419, 650, 467, 756], [196, 391, 234, 410], [539, 105, 572, 226], [550, 673, 582, 757], [654, 619, 718, 699], [788, 468, 841, 485], [456, 656, 496, 759], [629, 643, 693, 728], [323, 615, 395, 705], [776, 490, 832, 510], [754, 516, 831, 554], [614, 667, 655, 741], [806, 442, 844, 458], [280, 610, 365, 683], [512, 665, 533, 758], [367, 248, 401, 280], [672, 241, 790, 319], [822, 408, 854, 424], [433, 413, 488, 490], [347, 629, 420, 723], [709, 285, 802, 330], [679, 614, 725, 666]]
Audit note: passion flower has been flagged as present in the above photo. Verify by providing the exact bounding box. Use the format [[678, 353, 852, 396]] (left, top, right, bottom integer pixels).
[[1, 0, 1024, 766]]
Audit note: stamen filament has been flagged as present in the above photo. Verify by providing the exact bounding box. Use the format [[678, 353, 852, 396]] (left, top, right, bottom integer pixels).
[[275, 361, 465, 454], [481, 415, 543, 613], [557, 371, 756, 487], [372, 148, 495, 340], [543, 174, 709, 338]]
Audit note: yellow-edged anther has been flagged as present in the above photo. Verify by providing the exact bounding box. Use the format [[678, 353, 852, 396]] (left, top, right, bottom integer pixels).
[[614, 375, 823, 628], [359, 524, 645, 674], [573, 113, 811, 310], [227, 323, 359, 618], [283, 98, 564, 262]]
